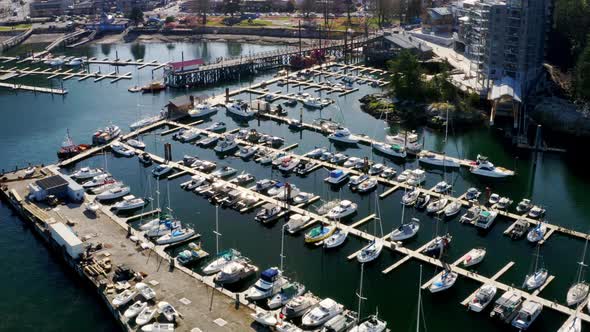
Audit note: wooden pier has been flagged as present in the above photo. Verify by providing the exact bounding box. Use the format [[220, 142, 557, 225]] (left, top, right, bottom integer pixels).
[[0, 67, 132, 83], [0, 82, 67, 95]]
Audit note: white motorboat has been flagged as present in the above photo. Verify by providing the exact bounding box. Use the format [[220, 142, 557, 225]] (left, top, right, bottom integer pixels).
[[428, 270, 458, 293], [381, 167, 396, 179], [178, 128, 201, 142], [516, 198, 533, 213], [268, 282, 306, 309], [462, 247, 486, 267], [493, 197, 513, 210], [488, 193, 500, 205], [350, 174, 370, 188], [92, 181, 123, 195], [326, 200, 358, 219], [225, 100, 256, 117], [396, 169, 412, 182], [328, 128, 360, 144], [72, 167, 104, 179], [528, 206, 546, 219], [433, 181, 452, 193], [330, 153, 348, 165], [111, 142, 135, 157], [279, 157, 300, 172], [66, 57, 84, 66], [96, 185, 131, 201], [136, 306, 157, 326], [275, 321, 303, 332], [204, 121, 226, 132], [465, 187, 481, 201], [255, 179, 276, 192], [214, 259, 257, 284], [292, 192, 314, 205], [306, 147, 327, 159], [155, 227, 196, 245], [474, 209, 498, 229], [124, 300, 147, 318], [390, 218, 420, 241], [113, 195, 146, 211], [490, 291, 523, 321], [282, 294, 319, 319], [558, 317, 582, 332], [255, 203, 283, 223], [246, 267, 287, 300], [406, 169, 426, 186], [357, 178, 378, 193], [267, 182, 287, 196], [401, 188, 420, 206], [325, 169, 350, 185], [415, 192, 431, 209], [188, 103, 218, 118], [251, 310, 278, 326], [320, 151, 334, 162], [126, 139, 146, 150], [301, 298, 344, 328], [368, 163, 385, 176], [152, 164, 173, 177], [470, 155, 514, 178], [180, 175, 208, 190], [418, 152, 460, 168], [141, 323, 175, 332], [443, 200, 462, 217], [344, 156, 362, 168], [303, 96, 323, 108], [211, 166, 237, 178], [324, 229, 348, 248], [82, 173, 113, 188], [286, 214, 311, 234], [237, 146, 258, 159], [527, 223, 547, 243], [112, 289, 136, 307], [230, 172, 255, 185], [468, 284, 497, 312], [357, 239, 383, 263], [426, 197, 448, 213], [349, 315, 387, 332], [372, 142, 407, 158], [157, 301, 179, 322], [460, 206, 481, 224], [130, 112, 166, 131], [202, 249, 241, 275], [511, 300, 542, 330], [214, 136, 238, 153]]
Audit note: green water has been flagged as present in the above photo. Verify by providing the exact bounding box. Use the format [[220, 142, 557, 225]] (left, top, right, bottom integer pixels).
[[1, 41, 590, 331]]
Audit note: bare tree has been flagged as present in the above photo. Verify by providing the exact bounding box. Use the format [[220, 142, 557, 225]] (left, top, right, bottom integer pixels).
[[300, 0, 314, 18], [186, 0, 210, 25]]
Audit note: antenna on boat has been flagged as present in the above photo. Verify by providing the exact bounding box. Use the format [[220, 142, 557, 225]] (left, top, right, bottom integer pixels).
[[356, 263, 367, 324], [213, 204, 222, 255]]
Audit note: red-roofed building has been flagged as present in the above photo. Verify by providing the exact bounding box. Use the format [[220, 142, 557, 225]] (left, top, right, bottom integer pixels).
[[168, 59, 205, 72]]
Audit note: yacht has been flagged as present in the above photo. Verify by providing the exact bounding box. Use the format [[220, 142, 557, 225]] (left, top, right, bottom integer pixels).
[[516, 198, 533, 213], [268, 282, 306, 309], [267, 182, 287, 196], [246, 267, 287, 300], [320, 151, 334, 162], [426, 197, 448, 214], [511, 301, 543, 330], [225, 100, 257, 117], [155, 227, 196, 245], [372, 142, 407, 158], [156, 301, 179, 322], [255, 203, 283, 223], [214, 136, 238, 153], [72, 167, 104, 180], [418, 152, 460, 168], [357, 239, 383, 263], [527, 223, 548, 243], [92, 124, 121, 144], [462, 247, 486, 267], [96, 185, 131, 201], [130, 111, 166, 131], [469, 155, 514, 178], [468, 285, 497, 312], [357, 178, 378, 193], [344, 157, 362, 168], [325, 169, 350, 185], [493, 197, 513, 210], [202, 249, 242, 275], [282, 294, 319, 319], [82, 173, 114, 188], [465, 188, 481, 201], [178, 128, 201, 142], [302, 298, 344, 328], [113, 195, 146, 211], [124, 301, 147, 318], [406, 169, 426, 186], [490, 291, 523, 321], [328, 128, 360, 144], [286, 214, 312, 234], [188, 103, 218, 118], [214, 259, 257, 284], [368, 163, 385, 176], [330, 153, 348, 165], [428, 270, 458, 293], [237, 146, 258, 159], [204, 122, 226, 132], [324, 230, 348, 249], [126, 139, 146, 150], [305, 224, 336, 243], [306, 147, 327, 159], [474, 209, 498, 229], [279, 157, 300, 172], [326, 200, 358, 219], [433, 181, 452, 193], [303, 96, 323, 109], [460, 205, 481, 224], [230, 173, 255, 185], [390, 218, 420, 241], [152, 164, 173, 177], [211, 166, 237, 178]]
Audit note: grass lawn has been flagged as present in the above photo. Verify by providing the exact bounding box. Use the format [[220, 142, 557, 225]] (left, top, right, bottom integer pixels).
[[0, 23, 32, 31]]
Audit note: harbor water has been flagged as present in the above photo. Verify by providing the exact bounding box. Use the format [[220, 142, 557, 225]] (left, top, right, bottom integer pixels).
[[1, 40, 590, 331]]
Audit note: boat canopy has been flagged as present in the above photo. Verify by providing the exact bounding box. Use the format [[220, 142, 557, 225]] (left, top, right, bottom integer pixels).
[[261, 268, 279, 281], [330, 170, 344, 178]]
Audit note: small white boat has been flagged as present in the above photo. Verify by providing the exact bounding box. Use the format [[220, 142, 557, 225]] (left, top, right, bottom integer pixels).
[[246, 267, 287, 300], [349, 315, 387, 332], [96, 185, 131, 201], [124, 300, 147, 318], [130, 112, 166, 131], [286, 214, 311, 234], [418, 152, 460, 168], [372, 142, 407, 158], [85, 200, 100, 214], [390, 218, 420, 241], [528, 206, 546, 219], [214, 136, 238, 153], [136, 282, 156, 301], [350, 174, 369, 188], [401, 188, 420, 206], [279, 157, 300, 172], [328, 128, 360, 144], [127, 139, 146, 149], [230, 172, 255, 185], [255, 203, 283, 223], [396, 169, 412, 182], [527, 223, 547, 243], [516, 198, 533, 213], [524, 268, 548, 290], [357, 239, 383, 263], [465, 187, 481, 201], [204, 121, 226, 132], [293, 192, 314, 205], [237, 146, 258, 159], [324, 229, 348, 248], [202, 249, 241, 275], [178, 128, 201, 142], [267, 282, 306, 309], [306, 147, 327, 159], [325, 169, 350, 185], [460, 205, 481, 224], [357, 178, 378, 193], [426, 197, 448, 213], [558, 317, 582, 332], [470, 155, 514, 178], [493, 197, 513, 210], [214, 259, 257, 284], [428, 270, 458, 293], [326, 200, 358, 219], [24, 166, 35, 177], [188, 103, 218, 118], [251, 310, 278, 326], [568, 282, 589, 307], [136, 306, 157, 326], [282, 294, 319, 319], [488, 193, 500, 205], [462, 247, 486, 267], [111, 142, 135, 157], [474, 209, 498, 229], [113, 195, 146, 211], [468, 284, 497, 312], [211, 166, 237, 178], [406, 169, 426, 186], [82, 173, 112, 188], [303, 96, 324, 108], [152, 164, 173, 177], [156, 227, 196, 245], [157, 301, 179, 322], [301, 298, 344, 328], [141, 323, 175, 332], [72, 167, 104, 179], [112, 289, 136, 307], [368, 163, 385, 176], [433, 181, 452, 193], [443, 200, 462, 217], [330, 153, 348, 165], [511, 300, 542, 330], [344, 156, 362, 168], [66, 57, 84, 66], [225, 100, 257, 117], [381, 167, 396, 179]]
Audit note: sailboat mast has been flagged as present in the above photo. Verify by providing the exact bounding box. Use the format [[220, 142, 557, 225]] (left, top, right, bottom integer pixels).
[[577, 237, 589, 282], [356, 263, 366, 324], [166, 180, 172, 215], [280, 223, 286, 271], [401, 189, 406, 226], [214, 205, 221, 255], [417, 265, 422, 332]]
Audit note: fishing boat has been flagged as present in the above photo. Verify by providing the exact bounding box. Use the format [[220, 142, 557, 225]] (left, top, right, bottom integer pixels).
[[301, 298, 344, 328], [113, 195, 146, 211], [138, 152, 152, 165], [328, 128, 360, 144], [124, 301, 147, 318], [246, 267, 287, 300], [129, 111, 166, 131], [286, 214, 311, 234], [357, 178, 378, 193], [96, 185, 131, 201], [141, 81, 166, 93], [127, 139, 146, 150], [474, 209, 498, 229], [251, 310, 278, 326], [225, 100, 256, 117], [372, 142, 407, 158], [469, 155, 514, 178], [188, 103, 218, 118], [460, 205, 481, 224], [415, 192, 431, 209], [569, 238, 589, 306], [152, 164, 173, 177], [325, 169, 350, 185], [204, 121, 226, 132], [490, 291, 523, 321], [527, 222, 548, 243], [111, 142, 135, 157], [423, 234, 452, 258], [426, 197, 448, 214], [140, 323, 174, 332], [157, 301, 179, 322], [468, 284, 497, 312], [418, 152, 460, 168], [326, 200, 358, 219], [211, 166, 237, 178], [214, 259, 257, 284], [57, 130, 91, 159], [462, 247, 486, 267], [528, 206, 546, 219], [511, 300, 543, 330], [136, 306, 157, 326], [406, 169, 426, 186], [214, 136, 238, 153], [357, 239, 384, 263], [324, 229, 348, 248], [282, 294, 319, 319], [72, 167, 104, 180], [428, 269, 458, 293], [92, 124, 121, 145], [465, 187, 481, 201], [443, 200, 462, 217], [523, 245, 548, 290], [202, 249, 242, 275], [268, 282, 306, 309], [255, 203, 283, 223], [305, 224, 336, 243], [516, 198, 533, 213], [433, 181, 452, 193], [112, 289, 136, 307]]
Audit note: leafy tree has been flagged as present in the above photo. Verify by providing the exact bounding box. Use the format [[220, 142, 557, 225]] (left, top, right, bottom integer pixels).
[[387, 50, 424, 101], [187, 0, 210, 25], [286, 0, 295, 13], [300, 0, 314, 17], [165, 16, 175, 23], [574, 36, 590, 101], [128, 7, 144, 25]]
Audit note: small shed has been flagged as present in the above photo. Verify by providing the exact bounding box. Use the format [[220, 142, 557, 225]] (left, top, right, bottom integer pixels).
[[49, 222, 84, 259]]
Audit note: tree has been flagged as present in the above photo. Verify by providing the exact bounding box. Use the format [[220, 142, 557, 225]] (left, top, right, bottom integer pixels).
[[300, 0, 314, 18], [286, 0, 295, 13], [165, 16, 175, 24], [574, 35, 590, 101], [128, 7, 144, 26], [186, 0, 210, 25], [387, 50, 424, 101], [224, 0, 241, 17]]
